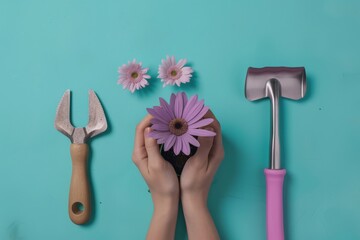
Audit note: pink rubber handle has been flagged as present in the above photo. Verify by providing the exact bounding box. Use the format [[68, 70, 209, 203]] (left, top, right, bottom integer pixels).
[[265, 169, 286, 240]]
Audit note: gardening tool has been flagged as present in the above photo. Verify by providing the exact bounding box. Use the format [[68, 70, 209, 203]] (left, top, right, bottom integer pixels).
[[245, 67, 306, 240], [55, 90, 107, 225]]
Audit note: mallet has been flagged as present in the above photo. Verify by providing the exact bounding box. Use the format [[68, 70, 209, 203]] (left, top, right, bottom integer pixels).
[[245, 67, 307, 240]]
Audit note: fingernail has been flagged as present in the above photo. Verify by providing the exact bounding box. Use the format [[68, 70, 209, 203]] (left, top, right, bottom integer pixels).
[[145, 127, 152, 138]]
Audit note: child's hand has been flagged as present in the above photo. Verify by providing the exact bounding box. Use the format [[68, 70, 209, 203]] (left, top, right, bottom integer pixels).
[[132, 114, 179, 240], [180, 110, 224, 240]]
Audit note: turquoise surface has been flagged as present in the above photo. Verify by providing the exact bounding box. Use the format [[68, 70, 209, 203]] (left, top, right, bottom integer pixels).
[[1, 0, 359, 239]]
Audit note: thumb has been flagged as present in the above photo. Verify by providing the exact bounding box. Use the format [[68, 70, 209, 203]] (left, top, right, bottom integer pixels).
[[193, 128, 214, 160], [144, 127, 162, 160]]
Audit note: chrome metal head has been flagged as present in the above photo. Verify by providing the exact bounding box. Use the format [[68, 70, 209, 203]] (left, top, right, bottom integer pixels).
[[245, 67, 307, 170], [55, 90, 108, 144], [245, 67, 307, 101]]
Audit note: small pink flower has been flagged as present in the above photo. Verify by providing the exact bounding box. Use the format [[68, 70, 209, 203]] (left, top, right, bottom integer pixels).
[[117, 59, 150, 93], [158, 56, 193, 87]]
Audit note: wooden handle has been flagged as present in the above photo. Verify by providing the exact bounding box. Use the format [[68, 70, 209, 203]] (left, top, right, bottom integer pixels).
[[69, 144, 91, 224]]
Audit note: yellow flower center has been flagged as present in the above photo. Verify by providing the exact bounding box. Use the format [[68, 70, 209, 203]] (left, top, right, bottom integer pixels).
[[170, 70, 177, 77], [131, 72, 139, 79]]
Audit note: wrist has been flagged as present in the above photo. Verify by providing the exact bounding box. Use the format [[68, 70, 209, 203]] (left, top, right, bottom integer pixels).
[[181, 191, 208, 212], [147, 194, 179, 240], [181, 192, 219, 240], [152, 194, 179, 215]]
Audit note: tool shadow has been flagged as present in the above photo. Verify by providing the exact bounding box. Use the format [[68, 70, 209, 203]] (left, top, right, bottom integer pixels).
[[82, 94, 113, 227], [282, 74, 313, 240]]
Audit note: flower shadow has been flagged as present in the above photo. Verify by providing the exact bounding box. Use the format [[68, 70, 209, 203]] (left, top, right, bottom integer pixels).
[[171, 61, 199, 92], [135, 72, 160, 98]]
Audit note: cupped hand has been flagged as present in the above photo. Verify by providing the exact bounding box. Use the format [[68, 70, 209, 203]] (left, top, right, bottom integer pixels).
[[180, 110, 224, 202], [180, 110, 223, 240], [132, 114, 179, 200], [133, 114, 179, 240]]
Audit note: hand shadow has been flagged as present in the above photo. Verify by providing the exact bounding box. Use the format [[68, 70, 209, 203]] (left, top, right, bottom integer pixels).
[[175, 204, 187, 240], [209, 134, 241, 240], [174, 133, 240, 240]]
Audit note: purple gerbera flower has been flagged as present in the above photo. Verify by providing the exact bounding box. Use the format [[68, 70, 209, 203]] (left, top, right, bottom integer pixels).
[[146, 92, 216, 155]]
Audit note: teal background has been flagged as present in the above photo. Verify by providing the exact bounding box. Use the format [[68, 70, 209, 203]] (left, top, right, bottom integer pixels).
[[0, 0, 359, 239]]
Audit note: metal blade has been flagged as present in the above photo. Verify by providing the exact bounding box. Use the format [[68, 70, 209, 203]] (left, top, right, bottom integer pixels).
[[85, 90, 107, 138], [245, 67, 307, 101], [55, 90, 74, 139]]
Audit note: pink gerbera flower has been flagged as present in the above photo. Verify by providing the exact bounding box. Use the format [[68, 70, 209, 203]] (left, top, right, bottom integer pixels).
[[117, 59, 150, 93], [158, 56, 193, 87], [147, 92, 216, 155]]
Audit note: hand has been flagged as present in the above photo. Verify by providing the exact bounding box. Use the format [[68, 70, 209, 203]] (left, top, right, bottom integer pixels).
[[181, 110, 224, 202], [132, 114, 179, 240], [180, 110, 224, 240]]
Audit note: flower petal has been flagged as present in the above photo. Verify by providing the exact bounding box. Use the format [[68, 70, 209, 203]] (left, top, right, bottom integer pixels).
[[174, 92, 184, 118], [148, 130, 171, 140], [178, 75, 191, 84], [150, 118, 165, 125], [182, 92, 188, 106], [170, 56, 176, 65], [147, 108, 168, 124], [182, 66, 193, 74], [182, 95, 198, 120], [188, 106, 209, 125], [189, 118, 214, 129], [155, 105, 172, 122], [176, 59, 187, 68], [184, 99, 204, 122], [157, 137, 167, 144], [164, 56, 171, 68], [173, 136, 182, 155], [130, 84, 136, 93], [153, 106, 171, 122], [170, 93, 176, 109], [181, 137, 190, 155], [188, 128, 216, 137], [159, 97, 175, 119], [184, 133, 200, 147], [164, 134, 176, 151], [152, 123, 169, 131]]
